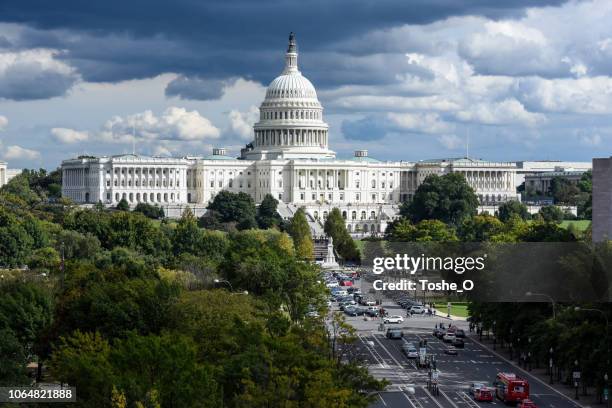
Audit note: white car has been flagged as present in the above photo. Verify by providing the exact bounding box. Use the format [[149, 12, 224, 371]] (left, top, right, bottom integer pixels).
[[365, 300, 377, 306], [410, 305, 426, 314], [383, 315, 404, 324], [442, 332, 456, 342]]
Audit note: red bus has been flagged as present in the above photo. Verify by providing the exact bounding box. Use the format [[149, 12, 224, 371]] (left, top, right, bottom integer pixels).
[[494, 373, 529, 403]]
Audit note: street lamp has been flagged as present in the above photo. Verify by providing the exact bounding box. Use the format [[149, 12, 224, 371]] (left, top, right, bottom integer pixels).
[[528, 337, 532, 371], [493, 320, 497, 350], [509, 327, 514, 360], [525, 291, 556, 319], [574, 359, 580, 400], [604, 373, 610, 408], [549, 347, 554, 384]]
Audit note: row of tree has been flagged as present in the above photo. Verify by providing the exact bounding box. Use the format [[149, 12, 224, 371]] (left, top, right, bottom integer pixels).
[[0, 171, 384, 406]]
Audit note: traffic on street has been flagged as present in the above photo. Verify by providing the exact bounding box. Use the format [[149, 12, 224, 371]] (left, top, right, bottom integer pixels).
[[323, 269, 583, 408]]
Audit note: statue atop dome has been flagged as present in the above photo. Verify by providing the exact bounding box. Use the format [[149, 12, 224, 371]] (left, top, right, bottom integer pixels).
[[287, 32, 297, 53]]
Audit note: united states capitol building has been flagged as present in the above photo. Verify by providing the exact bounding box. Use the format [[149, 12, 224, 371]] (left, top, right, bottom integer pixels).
[[61, 33, 521, 235]]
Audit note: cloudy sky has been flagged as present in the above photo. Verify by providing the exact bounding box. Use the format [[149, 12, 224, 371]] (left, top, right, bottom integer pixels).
[[0, 0, 611, 169]]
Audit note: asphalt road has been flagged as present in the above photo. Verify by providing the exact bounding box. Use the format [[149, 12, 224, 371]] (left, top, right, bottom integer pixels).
[[333, 281, 582, 408]]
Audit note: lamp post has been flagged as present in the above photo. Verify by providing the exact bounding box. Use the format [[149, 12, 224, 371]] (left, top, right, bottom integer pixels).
[[493, 320, 497, 350], [574, 359, 580, 400], [604, 373, 609, 408], [549, 347, 554, 385], [509, 328, 514, 360], [525, 291, 556, 319], [528, 337, 532, 371]]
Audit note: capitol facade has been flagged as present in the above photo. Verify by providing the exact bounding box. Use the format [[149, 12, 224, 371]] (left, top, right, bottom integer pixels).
[[61, 33, 519, 235]]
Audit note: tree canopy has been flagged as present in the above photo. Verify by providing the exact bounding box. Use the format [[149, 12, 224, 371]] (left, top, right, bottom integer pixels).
[[402, 173, 478, 226], [324, 208, 360, 263]]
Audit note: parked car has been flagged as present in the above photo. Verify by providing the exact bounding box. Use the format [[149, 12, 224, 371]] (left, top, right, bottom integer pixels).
[[409, 305, 426, 314], [365, 308, 379, 317], [383, 315, 404, 324], [386, 327, 403, 339], [344, 306, 359, 316], [442, 332, 456, 343], [455, 329, 466, 338], [517, 399, 537, 408]]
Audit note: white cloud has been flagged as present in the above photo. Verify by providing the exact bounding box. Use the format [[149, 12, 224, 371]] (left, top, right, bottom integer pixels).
[[580, 133, 601, 146], [228, 106, 259, 140], [51, 127, 89, 143], [438, 134, 463, 150], [0, 48, 79, 100], [387, 112, 453, 134], [98, 107, 220, 143], [3, 145, 40, 160], [0, 115, 7, 130], [455, 99, 546, 126], [517, 76, 612, 114]]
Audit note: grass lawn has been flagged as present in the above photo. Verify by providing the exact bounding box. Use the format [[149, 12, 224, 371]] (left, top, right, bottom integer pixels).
[[559, 220, 591, 232], [433, 302, 469, 318]]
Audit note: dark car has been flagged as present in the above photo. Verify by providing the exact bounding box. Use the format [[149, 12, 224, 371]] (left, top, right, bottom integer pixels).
[[452, 338, 465, 348], [455, 329, 466, 338], [436, 329, 446, 339]]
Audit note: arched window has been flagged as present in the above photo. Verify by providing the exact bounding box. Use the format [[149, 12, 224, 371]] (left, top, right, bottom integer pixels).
[[363, 224, 369, 232], [361, 211, 366, 220], [342, 211, 347, 219], [370, 211, 376, 220], [352, 211, 357, 220]]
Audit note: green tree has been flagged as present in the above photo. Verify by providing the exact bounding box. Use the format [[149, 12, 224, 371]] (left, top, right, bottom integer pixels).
[[549, 176, 581, 204], [497, 200, 530, 222], [116, 198, 130, 211], [288, 208, 313, 260], [206, 191, 257, 230], [133, 203, 164, 219], [459, 214, 504, 241], [256, 194, 282, 229], [386, 218, 458, 242], [324, 208, 360, 263], [539, 205, 564, 222], [403, 173, 478, 226]]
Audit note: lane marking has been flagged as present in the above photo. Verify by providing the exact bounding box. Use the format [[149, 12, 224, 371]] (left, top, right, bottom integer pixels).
[[378, 393, 387, 406]]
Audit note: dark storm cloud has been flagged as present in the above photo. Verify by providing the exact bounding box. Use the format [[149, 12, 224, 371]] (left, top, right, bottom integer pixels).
[[165, 76, 238, 100], [0, 0, 569, 89]]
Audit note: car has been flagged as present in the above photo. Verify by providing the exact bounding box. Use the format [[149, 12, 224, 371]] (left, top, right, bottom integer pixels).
[[469, 382, 489, 396], [436, 329, 446, 339], [452, 338, 465, 348], [386, 327, 403, 339], [455, 329, 466, 338], [517, 399, 537, 408], [444, 346, 458, 355], [364, 299, 377, 306], [442, 332, 456, 343], [402, 344, 419, 358], [305, 310, 319, 318], [383, 315, 404, 324], [365, 308, 379, 317], [474, 387, 494, 402], [344, 306, 359, 316], [409, 305, 426, 314]]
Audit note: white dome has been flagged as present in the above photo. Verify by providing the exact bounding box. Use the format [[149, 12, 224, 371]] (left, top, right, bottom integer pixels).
[[265, 73, 317, 100]]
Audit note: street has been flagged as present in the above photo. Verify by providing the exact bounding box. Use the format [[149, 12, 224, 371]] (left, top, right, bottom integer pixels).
[[334, 282, 583, 408]]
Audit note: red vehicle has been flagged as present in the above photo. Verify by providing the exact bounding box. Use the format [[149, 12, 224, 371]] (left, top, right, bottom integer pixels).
[[340, 280, 353, 287], [494, 373, 529, 403], [518, 399, 537, 408], [474, 387, 494, 402]]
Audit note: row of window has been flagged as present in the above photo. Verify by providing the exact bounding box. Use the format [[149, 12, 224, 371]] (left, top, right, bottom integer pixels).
[[297, 192, 393, 202], [108, 191, 182, 203], [107, 180, 180, 188], [261, 110, 320, 120]]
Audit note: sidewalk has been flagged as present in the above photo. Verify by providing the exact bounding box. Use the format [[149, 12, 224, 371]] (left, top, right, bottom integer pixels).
[[471, 333, 605, 408]]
